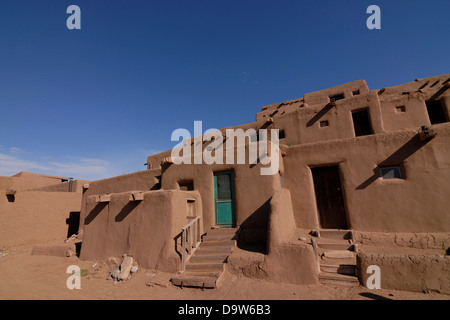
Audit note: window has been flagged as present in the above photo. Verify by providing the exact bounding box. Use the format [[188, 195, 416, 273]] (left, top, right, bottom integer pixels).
[[396, 106, 406, 113], [352, 109, 373, 137], [329, 93, 345, 102], [426, 100, 448, 124], [379, 166, 403, 180], [216, 174, 232, 201], [352, 90, 360, 96], [278, 130, 286, 139], [320, 120, 329, 127]]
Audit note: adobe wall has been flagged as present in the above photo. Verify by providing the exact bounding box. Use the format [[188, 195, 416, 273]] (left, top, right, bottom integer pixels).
[[281, 124, 450, 232], [0, 191, 82, 247], [79, 190, 202, 272], [79, 169, 161, 232], [358, 252, 450, 294], [258, 74, 450, 148], [0, 176, 65, 191], [27, 179, 90, 193], [228, 190, 318, 287], [160, 158, 281, 243]]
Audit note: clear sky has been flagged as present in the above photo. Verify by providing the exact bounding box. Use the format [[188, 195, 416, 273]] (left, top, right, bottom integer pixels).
[[0, 0, 449, 180]]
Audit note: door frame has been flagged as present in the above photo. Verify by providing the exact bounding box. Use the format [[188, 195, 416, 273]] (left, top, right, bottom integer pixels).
[[213, 171, 236, 228]]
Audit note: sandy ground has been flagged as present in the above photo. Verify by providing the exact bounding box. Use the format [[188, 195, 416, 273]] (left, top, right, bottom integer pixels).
[[0, 243, 448, 301]]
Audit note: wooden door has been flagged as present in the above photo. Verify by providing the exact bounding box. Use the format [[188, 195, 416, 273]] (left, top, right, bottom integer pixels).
[[311, 166, 348, 229]]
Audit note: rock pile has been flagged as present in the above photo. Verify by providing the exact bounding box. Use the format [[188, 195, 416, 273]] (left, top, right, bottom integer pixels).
[[107, 254, 139, 282]]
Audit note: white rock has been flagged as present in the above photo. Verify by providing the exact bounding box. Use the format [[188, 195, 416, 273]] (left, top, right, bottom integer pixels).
[[118, 256, 133, 280]]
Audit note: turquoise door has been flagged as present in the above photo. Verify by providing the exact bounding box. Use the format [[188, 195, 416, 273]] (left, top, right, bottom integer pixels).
[[214, 172, 235, 227]]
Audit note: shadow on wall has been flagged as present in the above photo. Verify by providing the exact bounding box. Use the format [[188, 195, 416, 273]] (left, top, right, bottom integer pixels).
[[237, 198, 271, 254], [173, 231, 183, 260], [84, 202, 108, 225], [356, 134, 431, 190], [115, 201, 140, 222], [306, 103, 333, 127], [75, 242, 82, 257]]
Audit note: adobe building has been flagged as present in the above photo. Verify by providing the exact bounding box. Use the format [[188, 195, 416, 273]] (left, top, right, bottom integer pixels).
[[65, 74, 450, 292], [0, 172, 88, 248]]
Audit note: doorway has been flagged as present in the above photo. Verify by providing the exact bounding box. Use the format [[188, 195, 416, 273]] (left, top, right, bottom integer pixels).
[[311, 166, 348, 229], [352, 109, 373, 137], [214, 171, 235, 227], [426, 100, 448, 124]]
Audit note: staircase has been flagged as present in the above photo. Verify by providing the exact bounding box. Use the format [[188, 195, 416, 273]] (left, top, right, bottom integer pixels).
[[171, 227, 239, 289], [311, 229, 360, 287]]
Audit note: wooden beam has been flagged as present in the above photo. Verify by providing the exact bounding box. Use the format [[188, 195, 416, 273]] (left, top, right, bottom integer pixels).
[[5, 189, 16, 196], [129, 192, 144, 201], [99, 194, 111, 203]]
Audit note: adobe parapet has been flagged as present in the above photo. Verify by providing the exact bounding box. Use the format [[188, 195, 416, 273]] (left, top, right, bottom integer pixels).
[[255, 74, 450, 146]]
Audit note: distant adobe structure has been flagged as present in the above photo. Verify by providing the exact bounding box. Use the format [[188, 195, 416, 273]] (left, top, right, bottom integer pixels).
[[0, 172, 88, 247]]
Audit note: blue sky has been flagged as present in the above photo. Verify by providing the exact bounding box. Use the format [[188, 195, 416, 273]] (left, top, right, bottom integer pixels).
[[0, 0, 449, 180]]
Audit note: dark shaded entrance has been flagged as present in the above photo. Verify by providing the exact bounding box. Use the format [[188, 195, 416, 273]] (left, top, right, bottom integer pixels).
[[426, 100, 448, 124], [66, 211, 80, 238], [352, 109, 373, 137], [311, 166, 348, 229]]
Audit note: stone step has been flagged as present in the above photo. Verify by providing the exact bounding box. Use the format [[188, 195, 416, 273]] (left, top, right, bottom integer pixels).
[[202, 234, 237, 242], [189, 254, 229, 264], [322, 250, 356, 259], [317, 241, 356, 251], [171, 274, 219, 289], [207, 228, 239, 237], [320, 264, 356, 276], [185, 263, 224, 273], [200, 240, 236, 247], [319, 272, 360, 287], [320, 256, 357, 266], [181, 271, 221, 278], [209, 227, 239, 233], [314, 229, 353, 241], [195, 246, 233, 255]]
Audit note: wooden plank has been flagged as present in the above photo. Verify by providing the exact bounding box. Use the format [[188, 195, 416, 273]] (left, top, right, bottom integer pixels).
[[5, 189, 16, 196], [99, 194, 111, 203]]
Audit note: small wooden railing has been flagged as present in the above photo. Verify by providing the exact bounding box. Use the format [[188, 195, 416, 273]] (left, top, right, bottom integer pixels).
[[181, 216, 202, 271]]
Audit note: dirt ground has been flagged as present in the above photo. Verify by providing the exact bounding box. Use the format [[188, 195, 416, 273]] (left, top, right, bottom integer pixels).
[[0, 243, 448, 301]]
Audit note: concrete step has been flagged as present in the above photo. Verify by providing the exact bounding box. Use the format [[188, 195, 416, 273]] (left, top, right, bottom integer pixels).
[[189, 254, 229, 264], [185, 263, 224, 273], [320, 264, 356, 276], [319, 272, 360, 287]]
